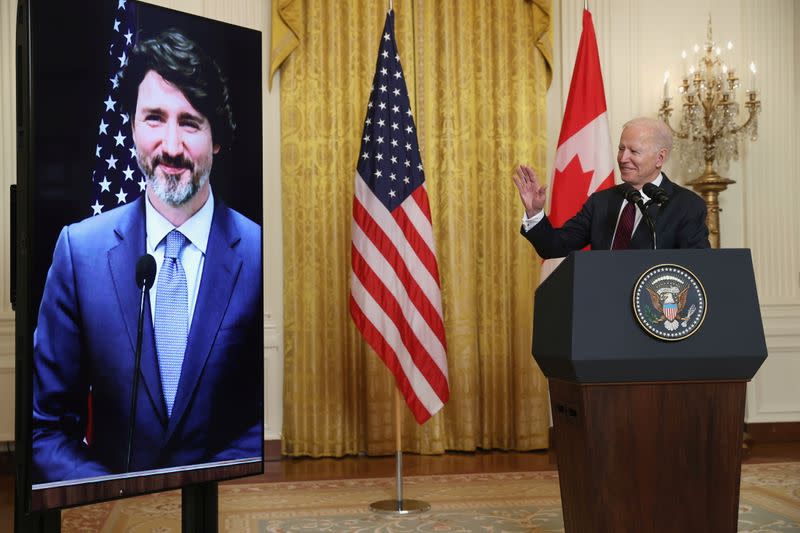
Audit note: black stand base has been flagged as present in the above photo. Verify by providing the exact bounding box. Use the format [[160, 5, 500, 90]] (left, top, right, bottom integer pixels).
[[182, 481, 218, 533], [16, 510, 60, 533], [14, 483, 219, 532]]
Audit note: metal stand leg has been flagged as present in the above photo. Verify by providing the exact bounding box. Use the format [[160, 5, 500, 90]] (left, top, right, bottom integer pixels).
[[369, 450, 430, 514], [182, 481, 218, 533], [369, 388, 430, 515]]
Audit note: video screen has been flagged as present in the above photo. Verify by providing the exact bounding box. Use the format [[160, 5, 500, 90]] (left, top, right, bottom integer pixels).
[[21, 0, 264, 510]]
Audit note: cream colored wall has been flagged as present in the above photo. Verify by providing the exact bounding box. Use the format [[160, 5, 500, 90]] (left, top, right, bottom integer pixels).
[[1, 0, 798, 443], [0, 0, 284, 441], [1, 0, 18, 442], [548, 0, 800, 423]]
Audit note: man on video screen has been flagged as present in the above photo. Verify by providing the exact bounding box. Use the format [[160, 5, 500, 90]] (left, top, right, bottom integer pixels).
[[32, 30, 262, 484]]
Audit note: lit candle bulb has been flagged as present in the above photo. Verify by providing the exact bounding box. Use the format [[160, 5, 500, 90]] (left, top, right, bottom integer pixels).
[[749, 61, 757, 92], [663, 71, 670, 99], [727, 41, 734, 51], [721, 65, 730, 96]]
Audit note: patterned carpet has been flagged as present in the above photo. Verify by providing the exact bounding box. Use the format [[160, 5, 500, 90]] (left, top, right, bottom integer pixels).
[[61, 462, 800, 532]]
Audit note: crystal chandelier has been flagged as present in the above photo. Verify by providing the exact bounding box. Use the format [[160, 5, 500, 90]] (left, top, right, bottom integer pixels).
[[658, 16, 762, 248]]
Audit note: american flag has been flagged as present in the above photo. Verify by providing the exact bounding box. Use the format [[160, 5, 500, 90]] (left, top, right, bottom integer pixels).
[[90, 0, 143, 217], [349, 10, 449, 425]]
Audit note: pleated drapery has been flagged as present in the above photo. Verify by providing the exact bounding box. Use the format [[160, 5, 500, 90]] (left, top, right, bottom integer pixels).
[[276, 0, 552, 456]]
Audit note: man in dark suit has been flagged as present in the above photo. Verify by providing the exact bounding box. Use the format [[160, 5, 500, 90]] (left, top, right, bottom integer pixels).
[[513, 117, 709, 257], [32, 30, 262, 484]]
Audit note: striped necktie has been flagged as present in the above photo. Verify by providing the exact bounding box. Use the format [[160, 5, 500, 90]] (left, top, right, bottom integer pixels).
[[611, 201, 637, 250], [155, 230, 189, 417]]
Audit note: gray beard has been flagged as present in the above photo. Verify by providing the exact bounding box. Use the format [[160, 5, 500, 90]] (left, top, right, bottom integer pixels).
[[146, 170, 209, 207], [136, 147, 212, 207]]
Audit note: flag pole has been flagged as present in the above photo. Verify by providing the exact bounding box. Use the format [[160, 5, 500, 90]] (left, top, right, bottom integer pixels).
[[369, 386, 430, 514], [356, 5, 446, 516], [394, 386, 403, 503]]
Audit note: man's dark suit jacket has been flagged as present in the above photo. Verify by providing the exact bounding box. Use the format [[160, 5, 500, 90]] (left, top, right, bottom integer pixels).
[[32, 195, 263, 484], [522, 175, 710, 257]]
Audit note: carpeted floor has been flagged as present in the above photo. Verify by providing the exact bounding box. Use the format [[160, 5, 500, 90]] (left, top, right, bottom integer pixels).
[[61, 462, 800, 532]]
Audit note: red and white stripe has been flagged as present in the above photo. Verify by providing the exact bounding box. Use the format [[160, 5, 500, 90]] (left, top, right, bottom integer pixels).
[[350, 174, 449, 424], [540, 8, 615, 281]]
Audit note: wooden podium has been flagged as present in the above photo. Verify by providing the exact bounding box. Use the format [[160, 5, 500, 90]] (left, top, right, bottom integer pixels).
[[533, 250, 767, 533]]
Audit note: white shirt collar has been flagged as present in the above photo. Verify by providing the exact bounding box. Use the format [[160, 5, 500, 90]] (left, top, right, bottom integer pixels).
[[639, 172, 665, 204], [145, 187, 214, 254]]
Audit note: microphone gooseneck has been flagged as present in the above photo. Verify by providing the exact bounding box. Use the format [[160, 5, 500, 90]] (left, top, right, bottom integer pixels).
[[642, 182, 670, 207], [127, 254, 156, 472]]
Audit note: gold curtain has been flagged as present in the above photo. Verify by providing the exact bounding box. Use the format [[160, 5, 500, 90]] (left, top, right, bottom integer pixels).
[[278, 0, 552, 456]]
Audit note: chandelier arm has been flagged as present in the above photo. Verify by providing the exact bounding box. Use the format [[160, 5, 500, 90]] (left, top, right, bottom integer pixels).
[[658, 112, 689, 140], [728, 107, 758, 136]]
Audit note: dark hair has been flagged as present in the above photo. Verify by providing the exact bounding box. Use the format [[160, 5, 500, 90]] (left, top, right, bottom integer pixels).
[[118, 29, 235, 149]]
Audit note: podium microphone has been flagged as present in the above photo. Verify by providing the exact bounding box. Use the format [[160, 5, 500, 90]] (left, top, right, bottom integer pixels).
[[126, 254, 156, 472], [621, 184, 657, 250], [642, 182, 670, 207]]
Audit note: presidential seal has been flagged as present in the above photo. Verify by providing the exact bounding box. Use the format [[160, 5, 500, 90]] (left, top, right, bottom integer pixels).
[[633, 264, 707, 341]]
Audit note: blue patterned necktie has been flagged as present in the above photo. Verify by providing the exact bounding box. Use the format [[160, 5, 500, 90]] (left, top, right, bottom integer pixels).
[[155, 230, 189, 417]]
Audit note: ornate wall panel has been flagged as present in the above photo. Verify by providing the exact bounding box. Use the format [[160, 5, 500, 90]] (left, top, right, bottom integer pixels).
[[0, 316, 13, 441], [0, 0, 15, 314], [741, 0, 800, 422], [0, 0, 17, 441], [748, 304, 800, 422]]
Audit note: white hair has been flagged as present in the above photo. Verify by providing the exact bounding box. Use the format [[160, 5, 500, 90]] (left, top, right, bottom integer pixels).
[[622, 117, 673, 157]]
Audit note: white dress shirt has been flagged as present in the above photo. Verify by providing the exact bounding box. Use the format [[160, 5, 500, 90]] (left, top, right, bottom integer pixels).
[[145, 189, 214, 330], [521, 173, 664, 247]]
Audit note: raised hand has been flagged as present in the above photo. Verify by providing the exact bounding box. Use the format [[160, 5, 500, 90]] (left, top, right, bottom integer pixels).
[[512, 165, 547, 218]]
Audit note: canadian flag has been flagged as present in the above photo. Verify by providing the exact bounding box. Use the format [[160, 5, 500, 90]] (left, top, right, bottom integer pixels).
[[542, 8, 614, 280]]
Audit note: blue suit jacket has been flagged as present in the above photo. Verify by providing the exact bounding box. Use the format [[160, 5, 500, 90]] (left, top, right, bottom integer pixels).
[[522, 175, 710, 257], [32, 195, 263, 484]]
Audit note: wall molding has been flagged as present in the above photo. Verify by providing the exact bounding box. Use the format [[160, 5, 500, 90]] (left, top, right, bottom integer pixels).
[[746, 303, 800, 422], [0, 362, 13, 441], [745, 422, 800, 444], [264, 319, 281, 348], [0, 314, 13, 360], [761, 303, 800, 351], [263, 317, 283, 441]]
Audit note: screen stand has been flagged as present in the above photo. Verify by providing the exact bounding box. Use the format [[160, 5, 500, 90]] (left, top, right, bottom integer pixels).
[[182, 481, 218, 532], [16, 510, 60, 533], [13, 485, 218, 532]]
